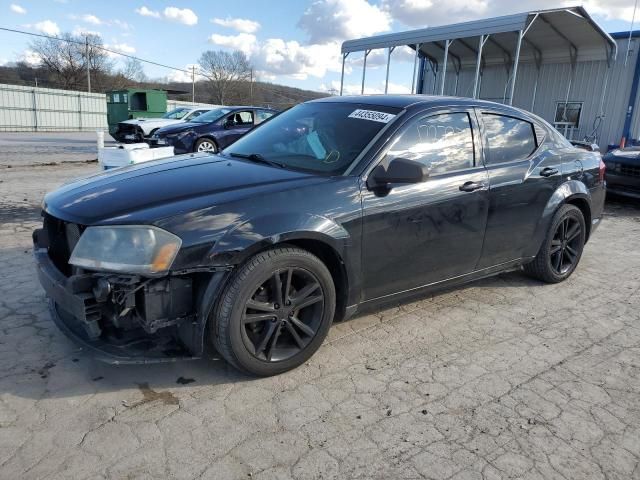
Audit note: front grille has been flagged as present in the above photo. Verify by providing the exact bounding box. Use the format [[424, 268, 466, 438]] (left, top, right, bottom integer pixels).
[[43, 214, 85, 276], [117, 123, 138, 135], [620, 164, 640, 178]]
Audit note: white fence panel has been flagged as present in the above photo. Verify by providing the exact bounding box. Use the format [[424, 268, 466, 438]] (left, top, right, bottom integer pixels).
[[0, 83, 108, 132], [0, 84, 221, 132]]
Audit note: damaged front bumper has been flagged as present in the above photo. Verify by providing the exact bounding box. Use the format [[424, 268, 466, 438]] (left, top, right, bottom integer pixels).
[[33, 228, 226, 364]]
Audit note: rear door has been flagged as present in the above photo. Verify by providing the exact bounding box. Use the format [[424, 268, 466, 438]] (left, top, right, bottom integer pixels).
[[360, 108, 490, 300], [476, 110, 563, 268], [218, 110, 255, 148]]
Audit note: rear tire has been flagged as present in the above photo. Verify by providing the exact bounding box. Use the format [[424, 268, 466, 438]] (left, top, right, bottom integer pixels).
[[524, 204, 586, 283], [211, 247, 336, 376]]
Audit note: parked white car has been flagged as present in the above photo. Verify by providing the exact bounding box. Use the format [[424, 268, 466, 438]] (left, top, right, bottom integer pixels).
[[113, 107, 214, 142]]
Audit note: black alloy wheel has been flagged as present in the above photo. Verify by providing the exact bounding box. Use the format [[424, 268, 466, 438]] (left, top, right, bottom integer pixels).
[[524, 204, 586, 283], [549, 216, 582, 275], [212, 246, 336, 376], [241, 267, 324, 362]]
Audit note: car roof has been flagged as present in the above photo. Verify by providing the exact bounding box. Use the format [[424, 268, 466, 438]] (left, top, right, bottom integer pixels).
[[308, 94, 525, 114], [224, 106, 278, 111]]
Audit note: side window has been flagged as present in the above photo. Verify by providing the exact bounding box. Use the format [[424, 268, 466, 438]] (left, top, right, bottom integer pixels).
[[482, 114, 537, 164], [256, 110, 275, 124], [237, 111, 254, 125], [187, 110, 205, 120], [386, 112, 475, 174]]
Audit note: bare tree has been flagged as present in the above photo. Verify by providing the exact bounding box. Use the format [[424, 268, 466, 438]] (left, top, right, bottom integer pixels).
[[121, 58, 147, 83], [198, 50, 252, 105], [30, 33, 112, 90]]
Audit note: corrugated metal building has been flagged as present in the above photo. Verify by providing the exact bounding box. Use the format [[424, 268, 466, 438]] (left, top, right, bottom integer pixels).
[[341, 7, 640, 151]]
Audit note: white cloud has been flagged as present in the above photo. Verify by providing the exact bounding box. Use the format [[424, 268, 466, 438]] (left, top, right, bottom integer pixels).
[[19, 49, 41, 66], [211, 17, 260, 33], [32, 20, 61, 36], [105, 43, 136, 56], [298, 0, 391, 43], [136, 5, 198, 25], [582, 0, 640, 22], [112, 19, 132, 30], [82, 14, 103, 25], [163, 7, 198, 26], [381, 0, 637, 28], [208, 33, 257, 55], [208, 33, 344, 81], [135, 6, 160, 18], [72, 26, 101, 37], [10, 4, 26, 14], [166, 64, 205, 83]]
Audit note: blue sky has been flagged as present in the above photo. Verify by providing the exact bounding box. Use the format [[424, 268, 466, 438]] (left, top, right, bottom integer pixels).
[[0, 0, 636, 93]]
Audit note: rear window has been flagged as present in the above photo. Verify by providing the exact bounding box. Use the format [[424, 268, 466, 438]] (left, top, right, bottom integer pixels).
[[482, 114, 537, 164]]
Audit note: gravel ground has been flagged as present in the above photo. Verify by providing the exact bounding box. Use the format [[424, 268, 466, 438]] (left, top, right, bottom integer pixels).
[[0, 132, 116, 168], [1, 162, 639, 480]]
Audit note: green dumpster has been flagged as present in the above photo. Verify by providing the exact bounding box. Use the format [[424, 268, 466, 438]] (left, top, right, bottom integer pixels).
[[106, 89, 167, 140]]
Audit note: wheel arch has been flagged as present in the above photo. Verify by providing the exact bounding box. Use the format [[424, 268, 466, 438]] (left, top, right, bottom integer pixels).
[[528, 180, 593, 257], [207, 213, 356, 322], [564, 196, 592, 241]]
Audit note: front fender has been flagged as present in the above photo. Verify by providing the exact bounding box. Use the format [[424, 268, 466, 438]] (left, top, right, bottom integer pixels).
[[208, 212, 351, 266], [527, 180, 591, 256]]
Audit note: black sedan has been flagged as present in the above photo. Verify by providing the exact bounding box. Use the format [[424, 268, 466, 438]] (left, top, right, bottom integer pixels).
[[34, 95, 605, 376], [602, 147, 640, 199], [149, 106, 277, 154]]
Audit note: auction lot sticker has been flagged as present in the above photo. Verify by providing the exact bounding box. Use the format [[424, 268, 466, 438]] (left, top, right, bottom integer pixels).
[[348, 109, 396, 123]]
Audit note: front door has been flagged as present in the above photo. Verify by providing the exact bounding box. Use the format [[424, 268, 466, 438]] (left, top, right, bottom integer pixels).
[[219, 110, 255, 148], [361, 110, 490, 301]]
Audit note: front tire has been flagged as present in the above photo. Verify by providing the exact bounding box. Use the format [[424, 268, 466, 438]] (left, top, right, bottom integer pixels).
[[194, 138, 218, 153], [212, 247, 336, 376], [524, 204, 586, 283]]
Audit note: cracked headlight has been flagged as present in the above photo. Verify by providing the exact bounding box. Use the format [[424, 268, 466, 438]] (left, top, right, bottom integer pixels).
[[69, 225, 182, 275]]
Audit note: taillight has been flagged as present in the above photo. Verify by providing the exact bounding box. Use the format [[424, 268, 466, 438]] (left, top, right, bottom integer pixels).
[[599, 158, 606, 183]]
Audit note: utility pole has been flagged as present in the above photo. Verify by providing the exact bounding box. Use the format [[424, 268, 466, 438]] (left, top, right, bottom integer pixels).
[[192, 65, 195, 103], [250, 68, 253, 104], [85, 36, 91, 93]]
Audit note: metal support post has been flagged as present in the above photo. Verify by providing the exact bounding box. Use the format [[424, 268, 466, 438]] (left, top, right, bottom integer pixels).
[[361, 50, 371, 94], [473, 35, 488, 99], [339, 52, 349, 95], [411, 44, 420, 94], [384, 46, 395, 94], [508, 30, 523, 105], [440, 40, 450, 95]]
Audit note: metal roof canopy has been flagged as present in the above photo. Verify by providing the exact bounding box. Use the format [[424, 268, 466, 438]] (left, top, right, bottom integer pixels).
[[339, 7, 617, 106]]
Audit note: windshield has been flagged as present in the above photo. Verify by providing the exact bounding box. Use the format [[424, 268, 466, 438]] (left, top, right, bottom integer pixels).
[[162, 108, 190, 119], [223, 102, 400, 175], [191, 108, 232, 124]]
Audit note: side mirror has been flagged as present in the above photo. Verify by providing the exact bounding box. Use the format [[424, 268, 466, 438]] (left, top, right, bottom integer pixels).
[[368, 157, 429, 189], [224, 118, 234, 129]]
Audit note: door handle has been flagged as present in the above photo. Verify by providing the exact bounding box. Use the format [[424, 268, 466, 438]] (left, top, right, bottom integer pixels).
[[459, 181, 486, 192], [540, 167, 559, 177]]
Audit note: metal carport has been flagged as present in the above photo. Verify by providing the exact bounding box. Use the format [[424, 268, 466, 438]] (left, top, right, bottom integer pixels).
[[340, 6, 617, 119]]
